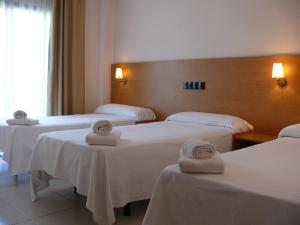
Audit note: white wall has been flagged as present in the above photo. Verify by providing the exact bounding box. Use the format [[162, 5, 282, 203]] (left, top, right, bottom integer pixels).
[[113, 0, 300, 63], [85, 0, 114, 112], [85, 0, 101, 113], [97, 0, 114, 105], [85, 0, 300, 110]]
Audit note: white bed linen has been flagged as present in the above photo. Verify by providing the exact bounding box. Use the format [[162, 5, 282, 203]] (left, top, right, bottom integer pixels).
[[143, 137, 300, 225], [28, 121, 234, 225], [278, 123, 300, 139], [0, 114, 135, 175]]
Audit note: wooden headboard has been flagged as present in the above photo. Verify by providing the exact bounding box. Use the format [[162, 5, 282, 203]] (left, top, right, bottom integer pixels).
[[111, 55, 300, 134]]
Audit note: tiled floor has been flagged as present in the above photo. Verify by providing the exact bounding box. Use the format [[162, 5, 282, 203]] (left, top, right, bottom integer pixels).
[[0, 157, 148, 225]]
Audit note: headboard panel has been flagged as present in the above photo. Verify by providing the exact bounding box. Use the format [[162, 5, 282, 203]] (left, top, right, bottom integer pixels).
[[111, 55, 300, 134]]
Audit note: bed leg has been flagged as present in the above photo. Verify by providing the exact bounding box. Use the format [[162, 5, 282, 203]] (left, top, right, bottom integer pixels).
[[73, 187, 78, 195], [13, 175, 18, 183], [123, 203, 131, 216], [30, 178, 38, 202]]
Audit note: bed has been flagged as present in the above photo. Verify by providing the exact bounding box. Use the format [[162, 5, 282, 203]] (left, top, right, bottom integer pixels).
[[27, 112, 253, 225], [0, 104, 156, 175], [142, 124, 300, 225]]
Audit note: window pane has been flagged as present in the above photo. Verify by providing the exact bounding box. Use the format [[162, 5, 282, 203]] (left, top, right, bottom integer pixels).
[[0, 1, 51, 118]]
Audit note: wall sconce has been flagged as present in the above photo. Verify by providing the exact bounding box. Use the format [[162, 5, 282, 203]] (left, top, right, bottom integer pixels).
[[115, 67, 127, 85], [272, 63, 287, 87]]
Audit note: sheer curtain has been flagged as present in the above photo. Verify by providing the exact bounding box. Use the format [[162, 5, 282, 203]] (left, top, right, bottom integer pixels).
[[0, 0, 51, 118]]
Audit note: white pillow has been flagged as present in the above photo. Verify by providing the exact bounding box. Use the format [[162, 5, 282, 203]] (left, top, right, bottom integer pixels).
[[278, 124, 300, 139], [95, 104, 156, 121], [166, 112, 253, 132]]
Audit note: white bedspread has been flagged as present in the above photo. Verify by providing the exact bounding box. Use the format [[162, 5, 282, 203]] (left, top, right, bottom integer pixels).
[[0, 114, 135, 175], [28, 121, 234, 225], [142, 137, 300, 225]]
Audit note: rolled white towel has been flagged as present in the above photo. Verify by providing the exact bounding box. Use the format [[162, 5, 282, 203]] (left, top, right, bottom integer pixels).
[[13, 110, 27, 119], [182, 139, 216, 159], [86, 130, 121, 146], [178, 151, 224, 174], [6, 118, 39, 126], [91, 120, 113, 136]]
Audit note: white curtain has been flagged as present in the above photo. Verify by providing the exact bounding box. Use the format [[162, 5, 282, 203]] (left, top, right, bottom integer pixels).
[[0, 0, 51, 118]]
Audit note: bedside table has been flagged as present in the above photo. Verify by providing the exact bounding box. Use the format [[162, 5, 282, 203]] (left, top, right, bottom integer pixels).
[[233, 132, 277, 150]]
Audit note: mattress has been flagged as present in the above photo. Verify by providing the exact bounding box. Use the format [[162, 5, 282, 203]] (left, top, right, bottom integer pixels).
[[28, 121, 234, 225], [0, 113, 135, 175], [142, 137, 300, 225]]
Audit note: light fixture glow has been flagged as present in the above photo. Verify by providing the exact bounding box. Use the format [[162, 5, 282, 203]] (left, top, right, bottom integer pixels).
[[115, 67, 127, 85], [272, 63, 284, 79], [115, 68, 123, 79], [272, 62, 287, 87]]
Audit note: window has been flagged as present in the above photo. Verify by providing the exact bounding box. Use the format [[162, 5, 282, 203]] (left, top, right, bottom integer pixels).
[[0, 0, 51, 118]]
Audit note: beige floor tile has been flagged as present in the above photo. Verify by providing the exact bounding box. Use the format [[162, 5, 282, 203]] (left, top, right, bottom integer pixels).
[[0, 203, 30, 225], [33, 207, 98, 225], [10, 192, 75, 219], [47, 180, 87, 207], [0, 158, 148, 225], [0, 172, 17, 190], [0, 183, 32, 203], [0, 197, 8, 206], [0, 172, 29, 191], [15, 220, 38, 225], [48, 182, 80, 202]]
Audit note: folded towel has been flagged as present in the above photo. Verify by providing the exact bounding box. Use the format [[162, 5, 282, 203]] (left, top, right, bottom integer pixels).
[[13, 110, 27, 119], [178, 151, 224, 174], [182, 139, 216, 159], [86, 131, 121, 146], [91, 120, 113, 136], [6, 118, 39, 126]]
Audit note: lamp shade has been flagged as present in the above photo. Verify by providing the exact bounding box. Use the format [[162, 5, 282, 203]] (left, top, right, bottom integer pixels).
[[272, 63, 284, 78], [115, 68, 123, 79]]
